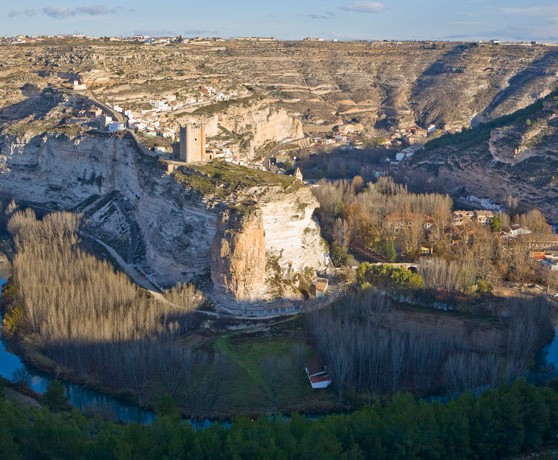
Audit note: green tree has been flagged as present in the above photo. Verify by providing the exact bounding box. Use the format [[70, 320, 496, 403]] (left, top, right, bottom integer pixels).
[[154, 394, 180, 423], [517, 381, 550, 451], [357, 263, 423, 290], [43, 380, 69, 412], [0, 422, 20, 460], [380, 239, 397, 262], [489, 215, 503, 233], [330, 242, 348, 266]]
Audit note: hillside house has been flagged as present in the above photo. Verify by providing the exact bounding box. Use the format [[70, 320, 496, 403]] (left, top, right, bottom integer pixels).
[[72, 80, 87, 91], [522, 234, 558, 251], [385, 213, 434, 233], [420, 246, 434, 255], [475, 211, 495, 225], [88, 107, 102, 118], [108, 122, 126, 133], [504, 225, 532, 238], [451, 210, 494, 226]]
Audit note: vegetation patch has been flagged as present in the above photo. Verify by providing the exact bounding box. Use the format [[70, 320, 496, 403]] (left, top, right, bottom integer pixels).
[[174, 160, 299, 198], [193, 96, 258, 116], [214, 332, 332, 413], [3, 209, 222, 416]]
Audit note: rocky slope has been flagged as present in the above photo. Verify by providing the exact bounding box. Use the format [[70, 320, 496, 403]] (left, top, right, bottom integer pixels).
[[401, 91, 558, 222], [1, 40, 558, 140], [203, 100, 304, 158]]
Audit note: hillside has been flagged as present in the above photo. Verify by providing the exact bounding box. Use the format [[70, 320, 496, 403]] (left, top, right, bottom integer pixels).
[[0, 89, 325, 315], [401, 90, 558, 222], [1, 39, 558, 140]]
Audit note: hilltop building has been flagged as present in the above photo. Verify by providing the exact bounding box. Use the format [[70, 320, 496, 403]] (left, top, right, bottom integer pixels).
[[179, 123, 211, 163]]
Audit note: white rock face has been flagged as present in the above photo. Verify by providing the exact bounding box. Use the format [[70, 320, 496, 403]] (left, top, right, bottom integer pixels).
[[210, 185, 327, 314], [260, 187, 327, 273], [1, 134, 141, 206], [0, 132, 217, 287], [0, 132, 325, 313], [204, 102, 304, 158]]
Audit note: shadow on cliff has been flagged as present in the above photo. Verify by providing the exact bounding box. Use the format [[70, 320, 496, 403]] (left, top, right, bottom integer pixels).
[[472, 48, 558, 126], [0, 87, 64, 123], [409, 43, 475, 126], [296, 146, 393, 181]]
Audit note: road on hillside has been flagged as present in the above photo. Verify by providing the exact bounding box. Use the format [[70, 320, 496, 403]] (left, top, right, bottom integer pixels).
[[85, 89, 125, 123], [263, 137, 307, 170]]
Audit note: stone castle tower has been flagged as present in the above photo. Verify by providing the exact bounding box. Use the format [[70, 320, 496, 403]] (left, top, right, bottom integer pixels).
[[179, 123, 206, 163]]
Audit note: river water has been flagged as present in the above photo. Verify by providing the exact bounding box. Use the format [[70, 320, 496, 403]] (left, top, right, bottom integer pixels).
[[0, 268, 155, 423]]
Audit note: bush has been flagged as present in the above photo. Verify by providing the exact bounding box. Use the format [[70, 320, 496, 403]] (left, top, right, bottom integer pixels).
[[356, 262, 423, 289], [476, 280, 493, 295]]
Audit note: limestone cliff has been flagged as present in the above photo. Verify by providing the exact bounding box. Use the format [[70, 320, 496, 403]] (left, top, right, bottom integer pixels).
[[211, 204, 267, 303], [203, 101, 304, 158], [210, 187, 327, 313], [0, 127, 325, 314], [0, 130, 218, 286], [260, 186, 325, 273]]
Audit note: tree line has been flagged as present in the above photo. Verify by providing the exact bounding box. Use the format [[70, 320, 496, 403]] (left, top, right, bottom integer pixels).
[[305, 289, 552, 401], [2, 378, 558, 459], [3, 209, 230, 413]]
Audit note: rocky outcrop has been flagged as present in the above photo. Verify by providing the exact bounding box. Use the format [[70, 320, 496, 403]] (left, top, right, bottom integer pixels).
[[0, 131, 219, 286], [211, 186, 327, 313], [204, 101, 304, 158], [211, 204, 267, 303], [0, 128, 325, 315], [402, 92, 558, 223], [260, 186, 325, 273]]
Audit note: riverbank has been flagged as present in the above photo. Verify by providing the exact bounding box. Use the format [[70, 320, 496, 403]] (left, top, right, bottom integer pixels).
[[1, 309, 339, 420], [3, 212, 558, 424], [1, 274, 339, 421]]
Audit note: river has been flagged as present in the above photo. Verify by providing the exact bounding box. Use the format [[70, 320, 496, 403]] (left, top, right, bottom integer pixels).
[[0, 268, 155, 424]]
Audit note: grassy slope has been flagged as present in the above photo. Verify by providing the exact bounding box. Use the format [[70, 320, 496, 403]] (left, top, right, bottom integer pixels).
[[173, 161, 299, 199], [212, 318, 335, 414]]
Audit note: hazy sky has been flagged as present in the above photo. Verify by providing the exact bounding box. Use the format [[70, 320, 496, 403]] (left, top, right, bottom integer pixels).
[[1, 0, 558, 41]]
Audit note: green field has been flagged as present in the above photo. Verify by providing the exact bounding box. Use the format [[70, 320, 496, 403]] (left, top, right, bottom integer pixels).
[[213, 327, 335, 414]]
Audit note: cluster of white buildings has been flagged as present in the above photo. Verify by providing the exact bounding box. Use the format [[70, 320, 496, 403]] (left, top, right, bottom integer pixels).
[[199, 85, 240, 103], [117, 99, 179, 140], [107, 85, 243, 142], [461, 195, 503, 211]]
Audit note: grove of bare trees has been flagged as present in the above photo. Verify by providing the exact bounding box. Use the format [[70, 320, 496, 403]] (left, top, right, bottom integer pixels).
[[313, 176, 453, 261], [314, 176, 554, 292], [5, 209, 229, 412], [306, 289, 552, 401]]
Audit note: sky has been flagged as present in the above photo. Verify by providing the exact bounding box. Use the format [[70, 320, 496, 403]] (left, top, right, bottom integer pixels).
[[1, 0, 558, 41]]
